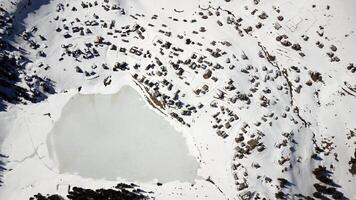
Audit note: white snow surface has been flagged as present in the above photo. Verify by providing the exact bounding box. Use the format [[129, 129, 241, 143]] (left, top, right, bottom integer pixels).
[[0, 0, 355, 199]]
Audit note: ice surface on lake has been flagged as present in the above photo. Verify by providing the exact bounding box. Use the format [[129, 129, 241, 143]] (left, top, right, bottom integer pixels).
[[47, 86, 199, 183]]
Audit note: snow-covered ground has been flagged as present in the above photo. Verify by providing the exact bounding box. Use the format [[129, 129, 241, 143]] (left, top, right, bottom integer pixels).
[[0, 0, 355, 199]]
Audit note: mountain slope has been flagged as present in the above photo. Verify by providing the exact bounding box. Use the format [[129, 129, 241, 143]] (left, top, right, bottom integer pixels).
[[0, 0, 355, 199]]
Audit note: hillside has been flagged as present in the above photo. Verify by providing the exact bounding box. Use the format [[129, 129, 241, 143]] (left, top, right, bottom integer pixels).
[[0, 0, 355, 199]]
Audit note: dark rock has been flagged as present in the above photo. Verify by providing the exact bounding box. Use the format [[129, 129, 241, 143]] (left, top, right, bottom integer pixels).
[[281, 40, 292, 47], [291, 43, 301, 51], [330, 45, 337, 52], [203, 69, 212, 79]]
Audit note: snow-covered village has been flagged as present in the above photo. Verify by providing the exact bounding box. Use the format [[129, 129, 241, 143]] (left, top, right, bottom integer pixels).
[[0, 0, 355, 199]]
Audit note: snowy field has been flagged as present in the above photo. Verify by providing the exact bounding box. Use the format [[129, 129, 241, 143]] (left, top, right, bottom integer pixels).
[[0, 0, 355, 199]]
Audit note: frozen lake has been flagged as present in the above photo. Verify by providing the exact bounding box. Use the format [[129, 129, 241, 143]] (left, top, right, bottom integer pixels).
[[47, 86, 198, 183]]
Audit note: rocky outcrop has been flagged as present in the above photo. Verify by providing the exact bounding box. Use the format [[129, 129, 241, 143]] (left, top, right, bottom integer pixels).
[[30, 183, 151, 200]]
